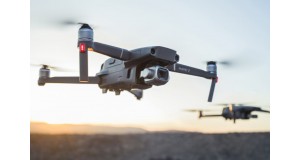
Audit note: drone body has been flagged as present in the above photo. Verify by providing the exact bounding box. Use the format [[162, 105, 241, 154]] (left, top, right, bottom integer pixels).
[[186, 104, 270, 123], [96, 46, 178, 97], [37, 23, 218, 101]]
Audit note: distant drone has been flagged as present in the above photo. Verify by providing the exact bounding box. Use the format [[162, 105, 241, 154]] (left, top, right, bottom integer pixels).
[[185, 103, 270, 123], [34, 22, 223, 101]]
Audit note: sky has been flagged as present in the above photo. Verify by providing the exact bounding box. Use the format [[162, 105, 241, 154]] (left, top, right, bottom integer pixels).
[[30, 0, 270, 133]]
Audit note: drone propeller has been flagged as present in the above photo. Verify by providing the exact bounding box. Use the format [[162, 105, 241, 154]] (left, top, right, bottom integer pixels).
[[31, 64, 76, 72], [184, 109, 212, 112], [57, 19, 97, 29], [60, 20, 79, 26], [217, 61, 233, 66], [184, 109, 200, 112], [214, 102, 253, 107], [184, 109, 205, 118], [203, 60, 233, 67]]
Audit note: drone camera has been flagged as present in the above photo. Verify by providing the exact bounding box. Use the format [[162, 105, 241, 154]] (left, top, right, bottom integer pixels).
[[140, 66, 169, 86]]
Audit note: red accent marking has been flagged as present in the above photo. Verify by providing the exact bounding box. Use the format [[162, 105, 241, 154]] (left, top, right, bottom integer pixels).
[[215, 77, 218, 83], [79, 43, 86, 53]]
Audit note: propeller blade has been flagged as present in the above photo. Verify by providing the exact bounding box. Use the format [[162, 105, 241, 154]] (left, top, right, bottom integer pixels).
[[235, 102, 254, 106], [214, 103, 230, 107], [31, 64, 76, 72], [60, 20, 79, 26], [184, 109, 200, 112], [203, 60, 234, 67], [213, 102, 253, 107], [218, 61, 233, 66], [47, 19, 97, 29], [184, 109, 214, 112]]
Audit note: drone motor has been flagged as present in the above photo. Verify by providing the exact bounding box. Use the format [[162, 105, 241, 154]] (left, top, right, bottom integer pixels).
[[38, 67, 50, 86], [206, 61, 217, 74]]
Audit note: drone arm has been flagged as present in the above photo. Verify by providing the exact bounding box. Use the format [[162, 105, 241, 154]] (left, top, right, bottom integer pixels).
[[258, 109, 270, 113], [166, 63, 216, 79], [38, 76, 100, 85], [92, 42, 131, 60], [167, 63, 218, 102], [208, 78, 217, 102], [201, 115, 223, 117]]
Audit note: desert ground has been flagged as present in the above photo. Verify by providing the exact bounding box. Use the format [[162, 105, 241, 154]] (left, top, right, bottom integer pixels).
[[31, 132, 269, 160]]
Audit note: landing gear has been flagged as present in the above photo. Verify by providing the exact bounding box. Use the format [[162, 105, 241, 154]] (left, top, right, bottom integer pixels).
[[115, 90, 121, 95]]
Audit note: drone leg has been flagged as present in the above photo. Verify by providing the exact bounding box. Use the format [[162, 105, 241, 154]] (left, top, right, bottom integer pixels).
[[79, 43, 89, 82], [115, 90, 121, 95], [128, 89, 143, 100], [208, 78, 217, 102], [102, 88, 108, 93]]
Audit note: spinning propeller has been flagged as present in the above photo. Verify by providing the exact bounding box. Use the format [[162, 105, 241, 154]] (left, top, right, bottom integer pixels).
[[203, 60, 233, 67], [31, 64, 76, 72]]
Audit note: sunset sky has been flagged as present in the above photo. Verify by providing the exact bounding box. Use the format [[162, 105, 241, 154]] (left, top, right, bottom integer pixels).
[[30, 0, 269, 133]]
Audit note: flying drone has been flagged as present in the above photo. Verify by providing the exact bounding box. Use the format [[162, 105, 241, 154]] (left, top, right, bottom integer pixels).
[[35, 22, 223, 101], [185, 103, 270, 123]]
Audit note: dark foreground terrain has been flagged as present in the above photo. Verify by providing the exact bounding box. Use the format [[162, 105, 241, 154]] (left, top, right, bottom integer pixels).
[[31, 132, 269, 160]]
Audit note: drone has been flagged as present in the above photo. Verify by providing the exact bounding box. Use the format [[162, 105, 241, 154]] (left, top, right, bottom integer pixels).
[[36, 22, 220, 101], [185, 103, 270, 123]]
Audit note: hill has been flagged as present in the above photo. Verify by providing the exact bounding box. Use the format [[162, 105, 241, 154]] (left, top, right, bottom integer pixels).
[[31, 122, 147, 135], [31, 132, 269, 160]]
